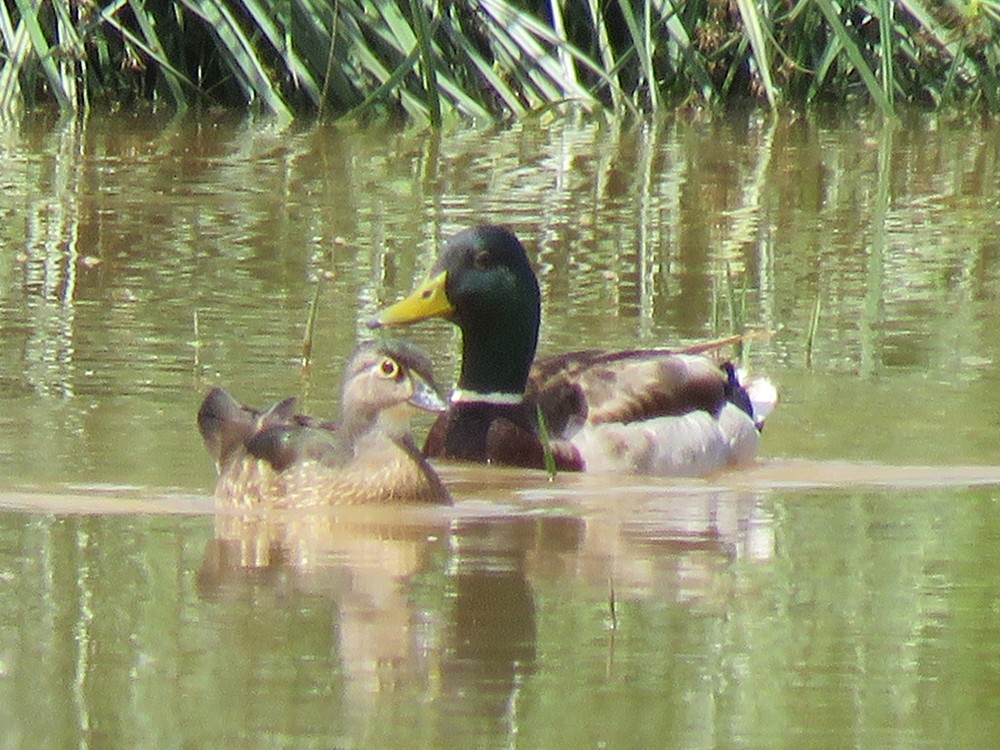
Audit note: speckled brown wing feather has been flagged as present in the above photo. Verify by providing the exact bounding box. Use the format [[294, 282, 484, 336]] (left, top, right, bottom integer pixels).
[[215, 436, 450, 507], [210, 411, 449, 507], [244, 423, 351, 472], [528, 349, 730, 428], [197, 387, 299, 467]]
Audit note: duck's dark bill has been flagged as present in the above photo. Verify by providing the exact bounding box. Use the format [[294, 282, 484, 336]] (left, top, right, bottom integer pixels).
[[407, 374, 447, 413], [372, 271, 452, 327]]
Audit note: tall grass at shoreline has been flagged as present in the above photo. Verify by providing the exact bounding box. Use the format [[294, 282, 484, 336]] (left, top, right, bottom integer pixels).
[[0, 1, 997, 122]]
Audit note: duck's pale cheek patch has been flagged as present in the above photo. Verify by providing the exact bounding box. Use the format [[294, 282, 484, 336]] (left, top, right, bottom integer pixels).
[[378, 403, 417, 436]]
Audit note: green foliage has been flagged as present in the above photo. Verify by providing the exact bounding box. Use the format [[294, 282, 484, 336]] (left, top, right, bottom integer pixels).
[[0, 1, 998, 121], [536, 403, 557, 480]]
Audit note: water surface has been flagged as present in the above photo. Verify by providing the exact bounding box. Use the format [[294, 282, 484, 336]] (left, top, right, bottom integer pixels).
[[1, 110, 999, 748]]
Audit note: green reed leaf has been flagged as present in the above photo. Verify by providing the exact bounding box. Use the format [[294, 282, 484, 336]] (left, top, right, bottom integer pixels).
[[406, 0, 441, 125], [13, 0, 73, 109], [812, 0, 895, 117], [179, 0, 292, 120], [536, 404, 558, 480], [240, 0, 323, 106], [734, 0, 777, 107], [301, 279, 322, 369], [0, 4, 27, 112], [616, 0, 658, 109]]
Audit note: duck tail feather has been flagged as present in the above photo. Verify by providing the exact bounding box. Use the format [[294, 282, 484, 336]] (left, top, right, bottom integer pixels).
[[743, 374, 778, 429], [721, 365, 778, 430]]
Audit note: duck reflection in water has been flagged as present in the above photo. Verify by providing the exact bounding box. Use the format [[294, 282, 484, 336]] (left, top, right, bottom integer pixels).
[[195, 486, 775, 739], [197, 509, 539, 728]]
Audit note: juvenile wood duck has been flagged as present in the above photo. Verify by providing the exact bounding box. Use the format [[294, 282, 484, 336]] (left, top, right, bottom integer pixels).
[[369, 226, 776, 477], [197, 340, 451, 506]]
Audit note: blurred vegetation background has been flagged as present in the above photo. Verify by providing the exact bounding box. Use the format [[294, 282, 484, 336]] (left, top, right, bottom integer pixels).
[[0, 0, 997, 122]]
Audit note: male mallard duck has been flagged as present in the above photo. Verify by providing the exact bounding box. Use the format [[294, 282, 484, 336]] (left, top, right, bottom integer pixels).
[[197, 340, 451, 506], [369, 226, 776, 477]]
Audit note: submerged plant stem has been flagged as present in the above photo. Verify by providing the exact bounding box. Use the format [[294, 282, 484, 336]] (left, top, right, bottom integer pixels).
[[302, 280, 323, 369], [806, 292, 822, 368]]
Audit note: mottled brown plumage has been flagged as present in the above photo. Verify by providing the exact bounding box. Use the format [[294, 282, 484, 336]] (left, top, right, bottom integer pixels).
[[197, 340, 451, 507]]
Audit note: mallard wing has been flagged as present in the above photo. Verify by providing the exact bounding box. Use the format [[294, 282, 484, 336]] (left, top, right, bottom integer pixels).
[[526, 349, 773, 476], [527, 349, 738, 431]]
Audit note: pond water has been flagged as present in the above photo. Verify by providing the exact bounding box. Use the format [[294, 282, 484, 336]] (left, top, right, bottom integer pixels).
[[1, 109, 999, 748]]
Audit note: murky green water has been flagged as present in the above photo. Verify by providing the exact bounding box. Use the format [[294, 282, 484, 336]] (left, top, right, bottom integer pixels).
[[1, 110, 999, 748]]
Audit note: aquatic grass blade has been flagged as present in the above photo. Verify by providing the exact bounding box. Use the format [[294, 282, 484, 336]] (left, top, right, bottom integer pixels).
[[896, 0, 966, 59], [13, 0, 74, 109], [654, 0, 716, 102], [178, 0, 292, 120], [734, 0, 777, 106], [616, 0, 658, 109], [499, 1, 637, 116], [895, 0, 991, 104], [52, 0, 84, 107], [406, 0, 441, 125], [296, 0, 373, 112], [808, 29, 844, 101], [239, 0, 323, 106], [337, 21, 430, 122], [341, 43, 427, 121], [441, 24, 528, 116], [122, 0, 189, 107], [875, 0, 894, 107], [302, 279, 323, 368], [89, 0, 196, 105], [0, 4, 28, 112], [479, 5, 572, 104], [536, 404, 557, 480], [335, 2, 491, 122], [478, 0, 601, 110], [812, 0, 895, 117], [548, 0, 578, 87], [584, 0, 621, 109], [805, 292, 822, 369]]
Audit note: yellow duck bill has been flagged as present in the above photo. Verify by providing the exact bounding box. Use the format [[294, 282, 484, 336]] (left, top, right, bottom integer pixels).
[[372, 271, 452, 327]]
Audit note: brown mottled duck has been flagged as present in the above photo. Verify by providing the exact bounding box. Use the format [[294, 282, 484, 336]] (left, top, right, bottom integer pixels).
[[197, 340, 451, 507]]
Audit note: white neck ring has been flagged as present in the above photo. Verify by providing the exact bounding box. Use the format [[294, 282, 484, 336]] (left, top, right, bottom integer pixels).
[[450, 389, 524, 406]]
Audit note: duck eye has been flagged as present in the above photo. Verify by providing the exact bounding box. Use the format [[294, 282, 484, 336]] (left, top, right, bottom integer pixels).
[[473, 250, 492, 270], [379, 358, 400, 379]]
